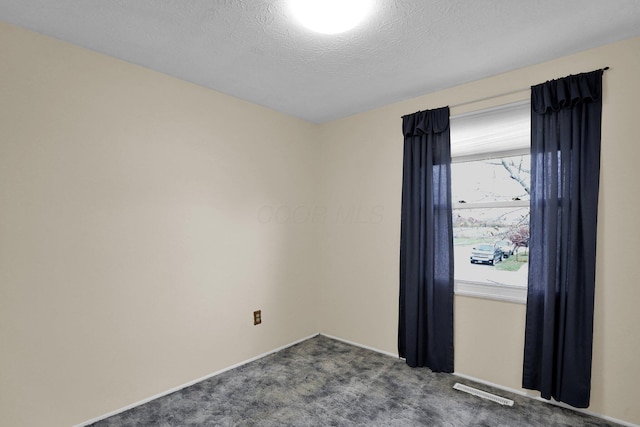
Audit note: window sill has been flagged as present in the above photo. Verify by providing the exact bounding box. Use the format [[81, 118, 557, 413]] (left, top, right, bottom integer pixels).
[[454, 280, 527, 304]]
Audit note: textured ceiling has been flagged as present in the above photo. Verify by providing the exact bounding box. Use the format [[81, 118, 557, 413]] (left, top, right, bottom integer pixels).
[[2, 0, 640, 123]]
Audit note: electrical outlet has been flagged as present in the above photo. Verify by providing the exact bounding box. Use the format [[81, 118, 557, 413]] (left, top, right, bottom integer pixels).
[[253, 310, 262, 325]]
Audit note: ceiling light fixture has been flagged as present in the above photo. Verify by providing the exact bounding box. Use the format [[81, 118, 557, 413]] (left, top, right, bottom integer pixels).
[[289, 0, 373, 35]]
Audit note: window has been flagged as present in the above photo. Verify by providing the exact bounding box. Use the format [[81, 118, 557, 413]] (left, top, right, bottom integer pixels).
[[450, 101, 530, 303]]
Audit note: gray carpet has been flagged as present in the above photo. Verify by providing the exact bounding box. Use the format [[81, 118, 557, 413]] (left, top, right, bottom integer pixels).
[[90, 335, 620, 426]]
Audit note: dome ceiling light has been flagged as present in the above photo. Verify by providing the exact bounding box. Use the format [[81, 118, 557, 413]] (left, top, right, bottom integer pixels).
[[289, 0, 373, 35]]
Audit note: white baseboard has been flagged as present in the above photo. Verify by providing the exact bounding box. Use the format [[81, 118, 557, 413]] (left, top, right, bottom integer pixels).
[[73, 333, 319, 427], [319, 333, 399, 358], [74, 333, 638, 427], [452, 372, 639, 427]]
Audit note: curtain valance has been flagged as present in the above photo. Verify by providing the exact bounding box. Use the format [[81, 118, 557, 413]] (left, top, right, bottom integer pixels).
[[532, 69, 605, 114], [402, 107, 450, 136]]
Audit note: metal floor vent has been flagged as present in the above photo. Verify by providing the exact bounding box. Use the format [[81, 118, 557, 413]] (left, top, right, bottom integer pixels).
[[453, 383, 514, 406]]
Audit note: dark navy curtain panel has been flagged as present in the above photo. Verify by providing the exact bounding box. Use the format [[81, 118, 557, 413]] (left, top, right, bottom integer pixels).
[[398, 107, 454, 372], [523, 69, 604, 408]]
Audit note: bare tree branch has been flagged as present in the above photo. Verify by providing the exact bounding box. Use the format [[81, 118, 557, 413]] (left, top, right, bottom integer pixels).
[[500, 159, 530, 194]]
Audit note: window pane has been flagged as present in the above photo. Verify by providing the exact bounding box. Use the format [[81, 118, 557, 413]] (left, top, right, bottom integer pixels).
[[452, 155, 531, 203], [453, 207, 529, 286]]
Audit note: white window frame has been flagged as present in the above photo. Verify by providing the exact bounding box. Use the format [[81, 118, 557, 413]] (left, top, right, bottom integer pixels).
[[450, 102, 530, 304]]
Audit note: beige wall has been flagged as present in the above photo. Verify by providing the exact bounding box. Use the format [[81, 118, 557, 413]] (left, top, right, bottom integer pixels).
[[317, 36, 640, 425], [0, 22, 320, 427], [2, 19, 640, 427]]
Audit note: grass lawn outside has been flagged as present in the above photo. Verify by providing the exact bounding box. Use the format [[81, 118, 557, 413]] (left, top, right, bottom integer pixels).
[[495, 252, 529, 271]]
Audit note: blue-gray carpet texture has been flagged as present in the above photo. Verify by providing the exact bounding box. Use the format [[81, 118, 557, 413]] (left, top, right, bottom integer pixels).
[[90, 335, 621, 426]]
